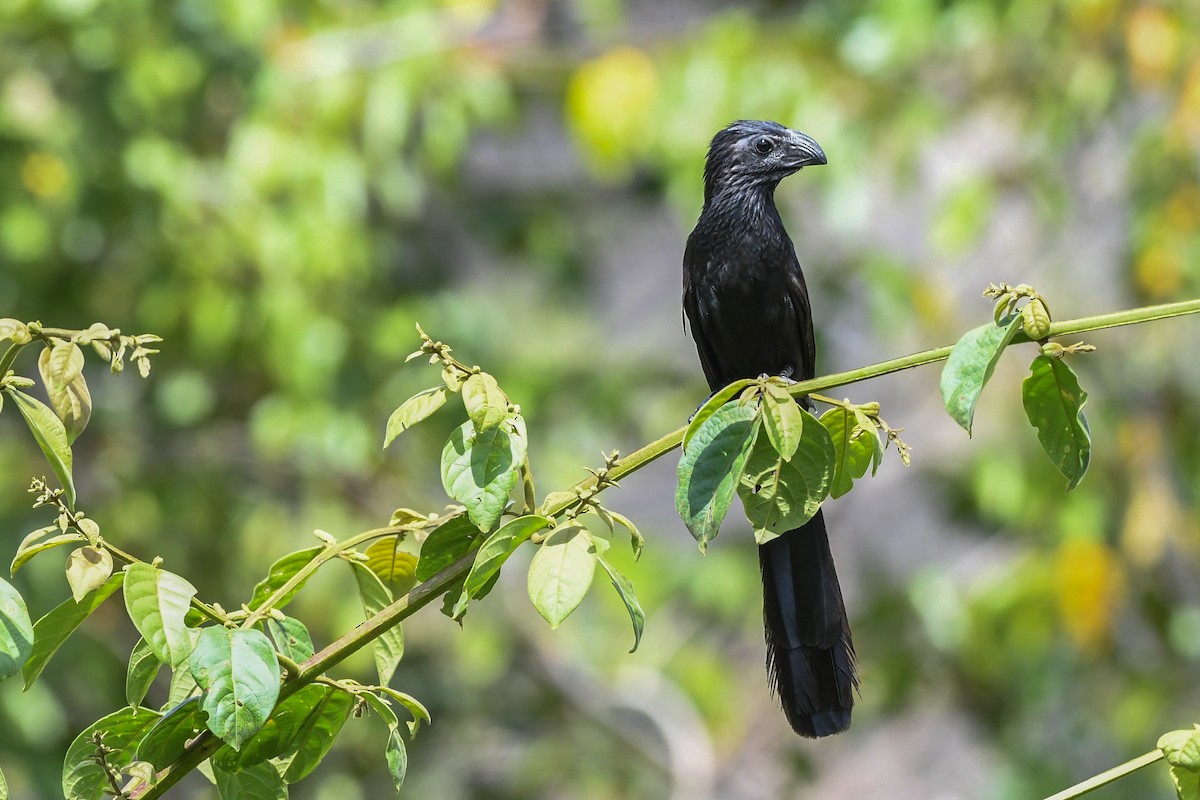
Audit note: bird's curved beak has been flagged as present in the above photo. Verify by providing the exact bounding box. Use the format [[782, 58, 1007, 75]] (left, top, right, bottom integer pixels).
[[783, 130, 827, 168]]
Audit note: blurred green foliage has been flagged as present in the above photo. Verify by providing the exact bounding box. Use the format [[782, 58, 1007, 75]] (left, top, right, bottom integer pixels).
[[3, 0, 1200, 797]]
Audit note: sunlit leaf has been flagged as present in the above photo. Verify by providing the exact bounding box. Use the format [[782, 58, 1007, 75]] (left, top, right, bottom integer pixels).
[[737, 407, 835, 543], [0, 577, 34, 682], [12, 525, 85, 574], [820, 407, 875, 499], [7, 389, 75, 509], [124, 563, 197, 668], [38, 342, 91, 443], [126, 638, 161, 709], [462, 371, 508, 432], [65, 546, 113, 603], [940, 315, 1022, 436], [1022, 355, 1091, 489], [266, 615, 314, 663], [683, 379, 754, 448], [189, 626, 281, 750], [383, 385, 449, 448], [596, 554, 644, 653], [605, 508, 644, 560], [248, 546, 323, 612], [360, 692, 407, 794], [441, 419, 524, 532], [527, 526, 596, 629], [463, 514, 550, 602], [675, 401, 757, 552], [761, 381, 803, 460]]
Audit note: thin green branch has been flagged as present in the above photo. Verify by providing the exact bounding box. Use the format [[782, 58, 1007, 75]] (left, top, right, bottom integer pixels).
[[143, 297, 1200, 796], [1041, 749, 1164, 800]]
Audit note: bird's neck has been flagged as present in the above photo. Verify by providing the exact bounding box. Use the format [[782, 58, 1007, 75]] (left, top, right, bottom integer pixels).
[[702, 181, 783, 230]]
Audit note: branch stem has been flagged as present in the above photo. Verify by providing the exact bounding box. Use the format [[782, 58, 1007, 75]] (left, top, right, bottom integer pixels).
[[1041, 749, 1164, 800]]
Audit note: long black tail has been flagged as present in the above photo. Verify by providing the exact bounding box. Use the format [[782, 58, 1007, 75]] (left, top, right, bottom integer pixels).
[[758, 509, 857, 737]]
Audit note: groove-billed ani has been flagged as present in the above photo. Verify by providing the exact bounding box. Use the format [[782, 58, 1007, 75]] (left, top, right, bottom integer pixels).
[[682, 120, 857, 737]]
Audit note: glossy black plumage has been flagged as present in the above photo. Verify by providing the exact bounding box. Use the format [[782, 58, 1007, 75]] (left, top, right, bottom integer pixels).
[[682, 120, 857, 737]]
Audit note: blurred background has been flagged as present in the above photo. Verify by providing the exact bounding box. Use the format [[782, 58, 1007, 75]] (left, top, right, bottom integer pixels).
[[2, 0, 1200, 797]]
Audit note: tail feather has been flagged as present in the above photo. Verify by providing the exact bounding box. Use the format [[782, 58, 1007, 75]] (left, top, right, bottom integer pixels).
[[758, 509, 857, 737]]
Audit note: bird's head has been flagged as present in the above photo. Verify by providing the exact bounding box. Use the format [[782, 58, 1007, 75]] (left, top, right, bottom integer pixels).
[[702, 120, 827, 203]]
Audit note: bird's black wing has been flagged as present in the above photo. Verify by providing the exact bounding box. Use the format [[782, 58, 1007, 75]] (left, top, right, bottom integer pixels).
[[682, 234, 724, 389]]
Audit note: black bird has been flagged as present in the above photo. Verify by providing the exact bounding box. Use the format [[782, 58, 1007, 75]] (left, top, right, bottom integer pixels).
[[682, 120, 857, 737]]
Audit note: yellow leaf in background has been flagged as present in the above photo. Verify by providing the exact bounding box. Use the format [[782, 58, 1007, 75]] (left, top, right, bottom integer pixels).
[[1056, 537, 1125, 654], [1126, 5, 1179, 86], [565, 46, 659, 174], [440, 0, 496, 25], [20, 152, 70, 199], [1134, 244, 1184, 298], [1173, 59, 1200, 138]]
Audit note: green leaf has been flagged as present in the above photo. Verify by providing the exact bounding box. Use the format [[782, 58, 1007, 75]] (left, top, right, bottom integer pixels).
[[820, 407, 875, 499], [137, 696, 205, 769], [675, 401, 757, 551], [349, 561, 405, 686], [279, 686, 354, 783], [415, 515, 477, 582], [1160, 729, 1200, 772], [463, 515, 550, 601], [189, 626, 282, 750], [248, 547, 323, 612], [266, 615, 314, 662], [65, 546, 113, 603], [7, 388, 76, 509], [527, 526, 597, 629], [1170, 765, 1200, 800], [462, 371, 508, 432], [62, 706, 161, 800], [0, 766, 7, 800], [853, 408, 886, 476], [939, 315, 1022, 436], [683, 378, 755, 448], [38, 342, 91, 444], [166, 663, 200, 708], [1022, 355, 1091, 490], [213, 761, 287, 800], [596, 554, 644, 653], [124, 563, 197, 668], [11, 525, 85, 574], [737, 406, 835, 543], [360, 692, 407, 794], [363, 536, 420, 596], [383, 385, 449, 448], [0, 576, 34, 681], [126, 638, 162, 708], [441, 419, 525, 532], [377, 686, 431, 734], [761, 381, 804, 460], [23, 572, 124, 689], [601, 508, 643, 560], [214, 684, 338, 771]]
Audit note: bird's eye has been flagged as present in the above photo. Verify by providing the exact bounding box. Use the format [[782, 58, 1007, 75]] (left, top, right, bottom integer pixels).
[[755, 137, 774, 155]]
